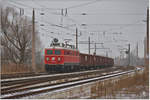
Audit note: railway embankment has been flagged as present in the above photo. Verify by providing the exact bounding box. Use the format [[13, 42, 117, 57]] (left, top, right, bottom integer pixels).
[[22, 66, 148, 99]]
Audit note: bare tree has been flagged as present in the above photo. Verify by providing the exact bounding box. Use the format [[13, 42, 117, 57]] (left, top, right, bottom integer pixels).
[[1, 7, 35, 64]]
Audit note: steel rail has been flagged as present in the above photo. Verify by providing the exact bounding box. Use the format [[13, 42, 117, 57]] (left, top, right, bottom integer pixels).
[[2, 67, 122, 86], [1, 67, 120, 91], [1, 69, 122, 95], [1, 69, 136, 99]]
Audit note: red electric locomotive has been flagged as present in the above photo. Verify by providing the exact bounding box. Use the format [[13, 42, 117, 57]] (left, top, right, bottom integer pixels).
[[45, 38, 80, 72], [45, 38, 114, 73]]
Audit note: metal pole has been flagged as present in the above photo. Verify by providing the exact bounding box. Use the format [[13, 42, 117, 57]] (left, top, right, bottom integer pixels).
[[146, 7, 149, 67], [128, 44, 130, 66], [106, 51, 108, 57], [137, 42, 138, 58], [88, 37, 90, 54], [136, 42, 138, 66], [95, 43, 96, 55], [144, 37, 146, 66], [20, 8, 21, 16], [76, 27, 78, 49], [32, 8, 36, 73], [0, 8, 2, 32], [119, 51, 121, 66]]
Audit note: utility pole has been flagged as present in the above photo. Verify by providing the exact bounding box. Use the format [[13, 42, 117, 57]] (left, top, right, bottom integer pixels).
[[106, 51, 108, 57], [146, 7, 149, 67], [94, 43, 96, 55], [76, 27, 78, 50], [128, 44, 130, 66], [88, 37, 90, 54], [61, 9, 64, 16], [136, 42, 138, 66], [1, 8, 2, 31], [136, 42, 138, 58], [60, 9, 63, 26], [119, 51, 121, 66], [144, 37, 146, 66], [20, 8, 22, 16], [32, 8, 36, 73], [19, 8, 24, 16]]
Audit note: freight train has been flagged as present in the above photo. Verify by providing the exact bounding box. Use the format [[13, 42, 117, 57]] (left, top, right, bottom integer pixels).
[[44, 38, 114, 73]]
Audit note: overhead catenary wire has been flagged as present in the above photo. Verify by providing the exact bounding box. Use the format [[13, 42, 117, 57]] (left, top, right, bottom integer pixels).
[[10, 0, 144, 37], [9, 0, 61, 10], [7, 1, 83, 37], [67, 0, 102, 9], [6, 0, 146, 57], [55, 12, 146, 16]]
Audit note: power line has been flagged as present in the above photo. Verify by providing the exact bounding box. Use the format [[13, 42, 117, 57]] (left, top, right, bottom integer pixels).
[[7, 0, 102, 38], [40, 26, 79, 37], [67, 0, 101, 9], [80, 23, 145, 26], [9, 0, 61, 10], [60, 12, 146, 16]]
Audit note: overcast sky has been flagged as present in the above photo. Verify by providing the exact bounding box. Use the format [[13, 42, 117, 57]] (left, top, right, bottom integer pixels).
[[1, 0, 149, 58]]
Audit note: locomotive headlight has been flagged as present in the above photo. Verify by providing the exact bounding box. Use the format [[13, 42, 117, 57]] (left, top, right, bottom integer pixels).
[[51, 57, 55, 61], [58, 57, 61, 61], [46, 57, 49, 61]]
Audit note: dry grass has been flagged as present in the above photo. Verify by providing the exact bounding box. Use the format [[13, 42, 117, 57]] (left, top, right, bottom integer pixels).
[[1, 63, 45, 74], [1, 63, 32, 74], [90, 67, 149, 99]]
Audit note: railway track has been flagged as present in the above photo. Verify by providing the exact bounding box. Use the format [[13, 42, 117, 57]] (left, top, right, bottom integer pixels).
[[1, 67, 120, 90], [1, 72, 48, 79], [1, 66, 122, 86], [1, 66, 137, 99]]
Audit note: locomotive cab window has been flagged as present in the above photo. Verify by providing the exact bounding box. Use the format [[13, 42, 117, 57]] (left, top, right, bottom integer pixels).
[[47, 50, 53, 55], [55, 50, 61, 55]]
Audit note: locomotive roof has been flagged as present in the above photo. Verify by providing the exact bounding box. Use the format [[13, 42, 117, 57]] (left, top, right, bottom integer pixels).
[[45, 47, 79, 52]]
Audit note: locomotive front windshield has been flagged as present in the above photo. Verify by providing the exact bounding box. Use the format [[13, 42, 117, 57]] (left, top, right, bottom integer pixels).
[[46, 50, 53, 55], [55, 50, 61, 55], [46, 50, 61, 55]]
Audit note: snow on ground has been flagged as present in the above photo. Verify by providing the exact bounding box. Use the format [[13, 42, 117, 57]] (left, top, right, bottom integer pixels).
[[21, 69, 143, 99]]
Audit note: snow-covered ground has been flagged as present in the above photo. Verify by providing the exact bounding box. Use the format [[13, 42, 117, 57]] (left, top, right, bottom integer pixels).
[[21, 68, 147, 99]]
